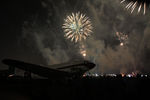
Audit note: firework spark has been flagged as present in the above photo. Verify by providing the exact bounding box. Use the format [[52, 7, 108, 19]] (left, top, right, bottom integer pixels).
[[79, 44, 87, 58], [62, 12, 93, 43], [120, 0, 150, 15], [116, 32, 128, 46]]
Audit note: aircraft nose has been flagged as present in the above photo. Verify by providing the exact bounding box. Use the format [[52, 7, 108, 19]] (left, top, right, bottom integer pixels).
[[88, 62, 96, 69], [2, 59, 8, 64]]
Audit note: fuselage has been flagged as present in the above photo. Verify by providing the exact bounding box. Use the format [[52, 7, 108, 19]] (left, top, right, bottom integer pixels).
[[2, 59, 95, 79]]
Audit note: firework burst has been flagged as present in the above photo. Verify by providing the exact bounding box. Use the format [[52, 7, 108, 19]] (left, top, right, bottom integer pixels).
[[116, 32, 128, 46], [120, 0, 150, 14], [62, 12, 93, 43]]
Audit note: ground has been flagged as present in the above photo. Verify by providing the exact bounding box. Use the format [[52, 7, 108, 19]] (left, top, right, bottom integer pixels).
[[0, 77, 150, 100]]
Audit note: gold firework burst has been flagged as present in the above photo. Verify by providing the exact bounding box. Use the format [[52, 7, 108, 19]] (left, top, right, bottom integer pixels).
[[62, 12, 93, 43], [121, 0, 150, 15]]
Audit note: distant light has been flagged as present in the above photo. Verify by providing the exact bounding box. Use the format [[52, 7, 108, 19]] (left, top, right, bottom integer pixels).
[[83, 74, 86, 77], [141, 75, 144, 77], [106, 74, 117, 77], [8, 74, 14, 77], [127, 74, 132, 77], [100, 74, 104, 77], [95, 74, 99, 77], [145, 75, 148, 77], [120, 43, 124, 46], [121, 73, 125, 77]]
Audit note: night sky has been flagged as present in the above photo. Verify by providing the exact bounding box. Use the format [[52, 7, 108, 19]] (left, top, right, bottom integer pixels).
[[0, 0, 150, 74], [0, 0, 46, 68]]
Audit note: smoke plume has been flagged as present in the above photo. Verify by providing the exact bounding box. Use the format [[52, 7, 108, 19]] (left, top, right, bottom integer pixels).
[[21, 0, 150, 74]]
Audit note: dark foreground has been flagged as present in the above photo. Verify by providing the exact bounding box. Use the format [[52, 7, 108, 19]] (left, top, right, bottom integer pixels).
[[0, 77, 150, 100]]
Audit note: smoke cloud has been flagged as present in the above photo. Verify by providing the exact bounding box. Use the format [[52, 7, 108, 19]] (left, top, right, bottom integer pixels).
[[21, 0, 150, 74]]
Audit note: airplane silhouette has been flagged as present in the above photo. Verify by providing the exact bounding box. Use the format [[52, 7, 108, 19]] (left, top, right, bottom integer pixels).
[[1, 59, 95, 79]]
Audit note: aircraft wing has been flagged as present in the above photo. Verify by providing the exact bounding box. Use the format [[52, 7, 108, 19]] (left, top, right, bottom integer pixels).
[[2, 59, 72, 79]]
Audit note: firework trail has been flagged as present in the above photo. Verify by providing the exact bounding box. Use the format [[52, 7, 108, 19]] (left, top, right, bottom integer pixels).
[[79, 43, 87, 58], [62, 12, 93, 43], [116, 32, 128, 46], [120, 0, 150, 14]]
